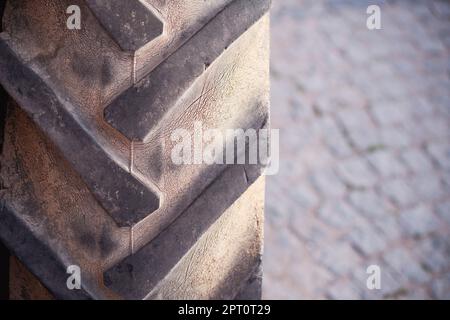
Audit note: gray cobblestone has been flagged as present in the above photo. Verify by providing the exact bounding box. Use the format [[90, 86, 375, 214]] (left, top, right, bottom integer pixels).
[[318, 200, 364, 229], [349, 189, 394, 218], [264, 0, 450, 299], [263, 228, 300, 278], [432, 0, 450, 18], [431, 274, 450, 300], [313, 241, 362, 276], [401, 148, 434, 173], [399, 205, 441, 237], [414, 232, 450, 274], [383, 247, 431, 284], [289, 95, 315, 122], [288, 244, 335, 299], [336, 108, 373, 130], [373, 214, 402, 242], [421, 117, 450, 140], [380, 126, 412, 149], [337, 158, 378, 189], [381, 178, 417, 208], [409, 98, 437, 118], [427, 143, 450, 171], [370, 101, 411, 126], [316, 85, 368, 113], [321, 117, 353, 158], [403, 120, 432, 146], [348, 223, 388, 256], [326, 280, 363, 300], [336, 109, 381, 151], [436, 200, 450, 225], [368, 151, 408, 178], [288, 184, 320, 212], [289, 214, 334, 249], [353, 264, 404, 299], [397, 287, 429, 300], [443, 171, 450, 187], [418, 34, 447, 55], [411, 174, 446, 202], [265, 202, 290, 229], [348, 129, 382, 153], [262, 274, 298, 300], [309, 168, 347, 198]]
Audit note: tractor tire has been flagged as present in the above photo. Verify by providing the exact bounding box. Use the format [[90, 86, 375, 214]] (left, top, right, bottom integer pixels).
[[0, 0, 270, 300]]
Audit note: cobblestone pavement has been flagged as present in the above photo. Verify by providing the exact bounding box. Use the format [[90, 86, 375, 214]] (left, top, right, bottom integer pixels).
[[263, 0, 450, 299]]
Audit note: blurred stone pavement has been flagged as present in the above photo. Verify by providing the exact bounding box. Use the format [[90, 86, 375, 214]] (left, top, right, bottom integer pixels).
[[263, 0, 450, 299]]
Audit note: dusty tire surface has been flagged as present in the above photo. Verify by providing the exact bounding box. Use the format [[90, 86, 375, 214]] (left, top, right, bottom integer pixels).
[[0, 0, 270, 299]]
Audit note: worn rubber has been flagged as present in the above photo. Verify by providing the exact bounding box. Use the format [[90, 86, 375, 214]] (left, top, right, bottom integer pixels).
[[0, 0, 270, 300]]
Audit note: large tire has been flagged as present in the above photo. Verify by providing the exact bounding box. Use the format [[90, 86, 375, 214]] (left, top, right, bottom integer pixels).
[[0, 0, 270, 299]]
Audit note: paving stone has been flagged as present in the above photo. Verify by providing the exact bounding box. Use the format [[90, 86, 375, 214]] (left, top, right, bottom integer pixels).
[[263, 229, 301, 278], [288, 244, 336, 298], [368, 151, 408, 178], [436, 200, 450, 225], [348, 223, 388, 256], [337, 158, 378, 189], [289, 95, 315, 122], [313, 241, 362, 276], [411, 174, 446, 202], [265, 201, 291, 229], [427, 143, 450, 171], [402, 119, 434, 145], [418, 34, 447, 55], [352, 264, 405, 299], [367, 62, 397, 83], [264, 0, 450, 299], [318, 200, 365, 229], [431, 274, 450, 300], [431, 0, 450, 19], [309, 168, 347, 198], [348, 128, 382, 152], [401, 148, 434, 173], [380, 126, 412, 149], [432, 93, 450, 118], [262, 274, 303, 300], [383, 247, 431, 284], [336, 109, 381, 151], [421, 117, 450, 140], [326, 280, 364, 300], [289, 213, 335, 249], [409, 97, 437, 118], [321, 117, 353, 158], [381, 177, 418, 208], [271, 77, 294, 115], [442, 171, 450, 189], [373, 214, 402, 242], [399, 205, 441, 237], [349, 189, 394, 219], [316, 85, 367, 112], [393, 60, 421, 80], [287, 184, 320, 211], [371, 101, 412, 126], [396, 287, 430, 300], [413, 232, 450, 274]]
